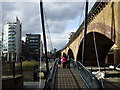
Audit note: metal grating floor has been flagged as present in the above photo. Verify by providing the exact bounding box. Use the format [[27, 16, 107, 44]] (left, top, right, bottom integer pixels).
[[55, 68, 87, 90]]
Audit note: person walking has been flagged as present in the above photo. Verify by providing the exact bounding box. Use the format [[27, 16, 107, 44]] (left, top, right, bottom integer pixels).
[[66, 56, 70, 68], [58, 58, 61, 68], [61, 54, 67, 68]]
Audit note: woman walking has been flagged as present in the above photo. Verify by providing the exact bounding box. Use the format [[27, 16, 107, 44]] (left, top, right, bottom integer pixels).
[[61, 54, 67, 68]]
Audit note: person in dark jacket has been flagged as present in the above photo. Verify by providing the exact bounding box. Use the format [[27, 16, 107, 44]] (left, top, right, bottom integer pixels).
[[58, 58, 61, 68]]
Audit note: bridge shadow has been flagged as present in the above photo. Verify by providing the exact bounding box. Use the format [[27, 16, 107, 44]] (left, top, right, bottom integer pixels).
[[77, 32, 114, 66]]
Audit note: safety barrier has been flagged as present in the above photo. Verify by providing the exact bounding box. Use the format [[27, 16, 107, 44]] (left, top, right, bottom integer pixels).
[[43, 59, 58, 90], [71, 59, 103, 89], [2, 61, 22, 77]]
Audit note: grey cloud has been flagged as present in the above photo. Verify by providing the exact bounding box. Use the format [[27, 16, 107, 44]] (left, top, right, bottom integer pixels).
[[0, 2, 2, 25], [2, 2, 88, 50], [2, 2, 18, 22], [2, 2, 41, 37], [44, 2, 84, 21], [22, 15, 41, 36], [46, 20, 68, 33], [43, 2, 84, 33]]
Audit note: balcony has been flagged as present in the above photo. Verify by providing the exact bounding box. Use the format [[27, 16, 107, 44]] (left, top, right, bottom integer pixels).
[[8, 39, 15, 43], [8, 42, 16, 45], [8, 44, 15, 47], [8, 48, 16, 52], [8, 27, 15, 29], [8, 32, 16, 35], [8, 25, 16, 29], [8, 36, 15, 39], [8, 29, 15, 32]]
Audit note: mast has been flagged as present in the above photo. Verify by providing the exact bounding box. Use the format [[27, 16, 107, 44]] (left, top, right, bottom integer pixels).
[[40, 0, 49, 73], [82, 0, 88, 64]]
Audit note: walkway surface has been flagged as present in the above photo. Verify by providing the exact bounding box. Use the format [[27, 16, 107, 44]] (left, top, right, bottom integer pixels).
[[55, 67, 87, 89], [21, 65, 120, 90], [20, 81, 39, 90]]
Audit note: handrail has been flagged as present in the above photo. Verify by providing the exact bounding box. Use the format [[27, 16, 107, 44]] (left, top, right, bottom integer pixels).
[[43, 59, 58, 90], [70, 59, 103, 90]]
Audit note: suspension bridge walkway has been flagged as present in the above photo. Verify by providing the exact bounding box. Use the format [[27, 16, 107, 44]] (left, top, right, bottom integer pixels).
[[55, 68, 86, 89], [20, 60, 120, 90], [43, 59, 103, 90]]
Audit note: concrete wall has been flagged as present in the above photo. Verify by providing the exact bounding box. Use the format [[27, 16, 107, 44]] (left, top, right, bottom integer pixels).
[[22, 70, 34, 81], [2, 75, 23, 89]]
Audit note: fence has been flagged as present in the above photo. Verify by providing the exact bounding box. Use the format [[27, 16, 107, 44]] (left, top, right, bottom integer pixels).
[[44, 59, 58, 90], [2, 61, 22, 78], [70, 59, 103, 89], [22, 65, 39, 81]]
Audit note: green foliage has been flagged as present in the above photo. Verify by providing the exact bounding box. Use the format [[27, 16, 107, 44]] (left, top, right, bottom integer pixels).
[[22, 60, 39, 67], [2, 64, 10, 71]]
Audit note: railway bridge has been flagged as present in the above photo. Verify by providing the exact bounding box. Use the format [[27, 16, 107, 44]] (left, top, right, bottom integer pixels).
[[61, 1, 120, 66]]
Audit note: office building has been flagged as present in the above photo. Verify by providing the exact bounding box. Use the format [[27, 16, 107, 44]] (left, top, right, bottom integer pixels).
[[21, 40, 26, 60], [0, 32, 2, 56], [26, 34, 42, 61], [3, 17, 22, 61]]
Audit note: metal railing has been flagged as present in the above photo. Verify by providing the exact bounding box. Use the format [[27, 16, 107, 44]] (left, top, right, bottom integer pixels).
[[43, 59, 58, 90], [70, 59, 103, 89]]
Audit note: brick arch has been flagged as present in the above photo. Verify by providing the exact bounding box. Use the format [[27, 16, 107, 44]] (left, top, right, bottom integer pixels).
[[88, 22, 116, 42], [62, 53, 67, 58], [67, 48, 74, 60], [76, 31, 114, 66]]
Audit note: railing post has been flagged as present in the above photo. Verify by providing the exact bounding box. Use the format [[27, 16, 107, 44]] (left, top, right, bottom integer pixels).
[[12, 61, 15, 78], [20, 60, 22, 75]]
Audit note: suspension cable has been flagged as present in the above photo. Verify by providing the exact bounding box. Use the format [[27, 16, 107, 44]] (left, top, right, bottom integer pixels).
[[80, 2, 85, 64], [38, 1, 42, 88], [93, 31, 104, 88], [43, 6, 53, 51], [79, 2, 85, 26], [82, 0, 88, 64]]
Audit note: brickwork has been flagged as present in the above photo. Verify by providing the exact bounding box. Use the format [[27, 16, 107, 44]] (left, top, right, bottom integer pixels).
[[61, 1, 120, 64]]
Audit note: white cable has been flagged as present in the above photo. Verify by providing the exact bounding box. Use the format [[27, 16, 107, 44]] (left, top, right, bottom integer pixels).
[[79, 2, 85, 26], [81, 2, 85, 64], [38, 0, 41, 88], [43, 6, 53, 51], [92, 31, 104, 88], [82, 36, 84, 64]]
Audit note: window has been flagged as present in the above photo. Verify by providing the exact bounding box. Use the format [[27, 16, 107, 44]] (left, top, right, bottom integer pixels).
[[8, 38, 16, 41], [9, 25, 16, 28], [29, 37, 39, 39]]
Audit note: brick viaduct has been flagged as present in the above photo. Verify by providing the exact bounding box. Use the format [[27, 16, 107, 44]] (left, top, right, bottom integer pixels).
[[61, 1, 120, 66]]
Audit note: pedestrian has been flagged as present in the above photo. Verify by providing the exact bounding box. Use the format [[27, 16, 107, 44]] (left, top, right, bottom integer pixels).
[[66, 56, 70, 68], [58, 58, 61, 68], [61, 54, 67, 68]]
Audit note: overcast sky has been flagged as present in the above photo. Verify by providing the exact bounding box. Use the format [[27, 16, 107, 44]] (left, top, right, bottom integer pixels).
[[1, 1, 96, 51]]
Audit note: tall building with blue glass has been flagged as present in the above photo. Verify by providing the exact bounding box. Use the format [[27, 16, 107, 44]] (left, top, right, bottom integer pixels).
[[26, 34, 42, 61], [0, 31, 2, 56], [3, 17, 22, 61]]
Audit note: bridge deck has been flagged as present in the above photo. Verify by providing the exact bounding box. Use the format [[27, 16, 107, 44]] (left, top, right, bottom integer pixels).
[[55, 67, 87, 89]]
